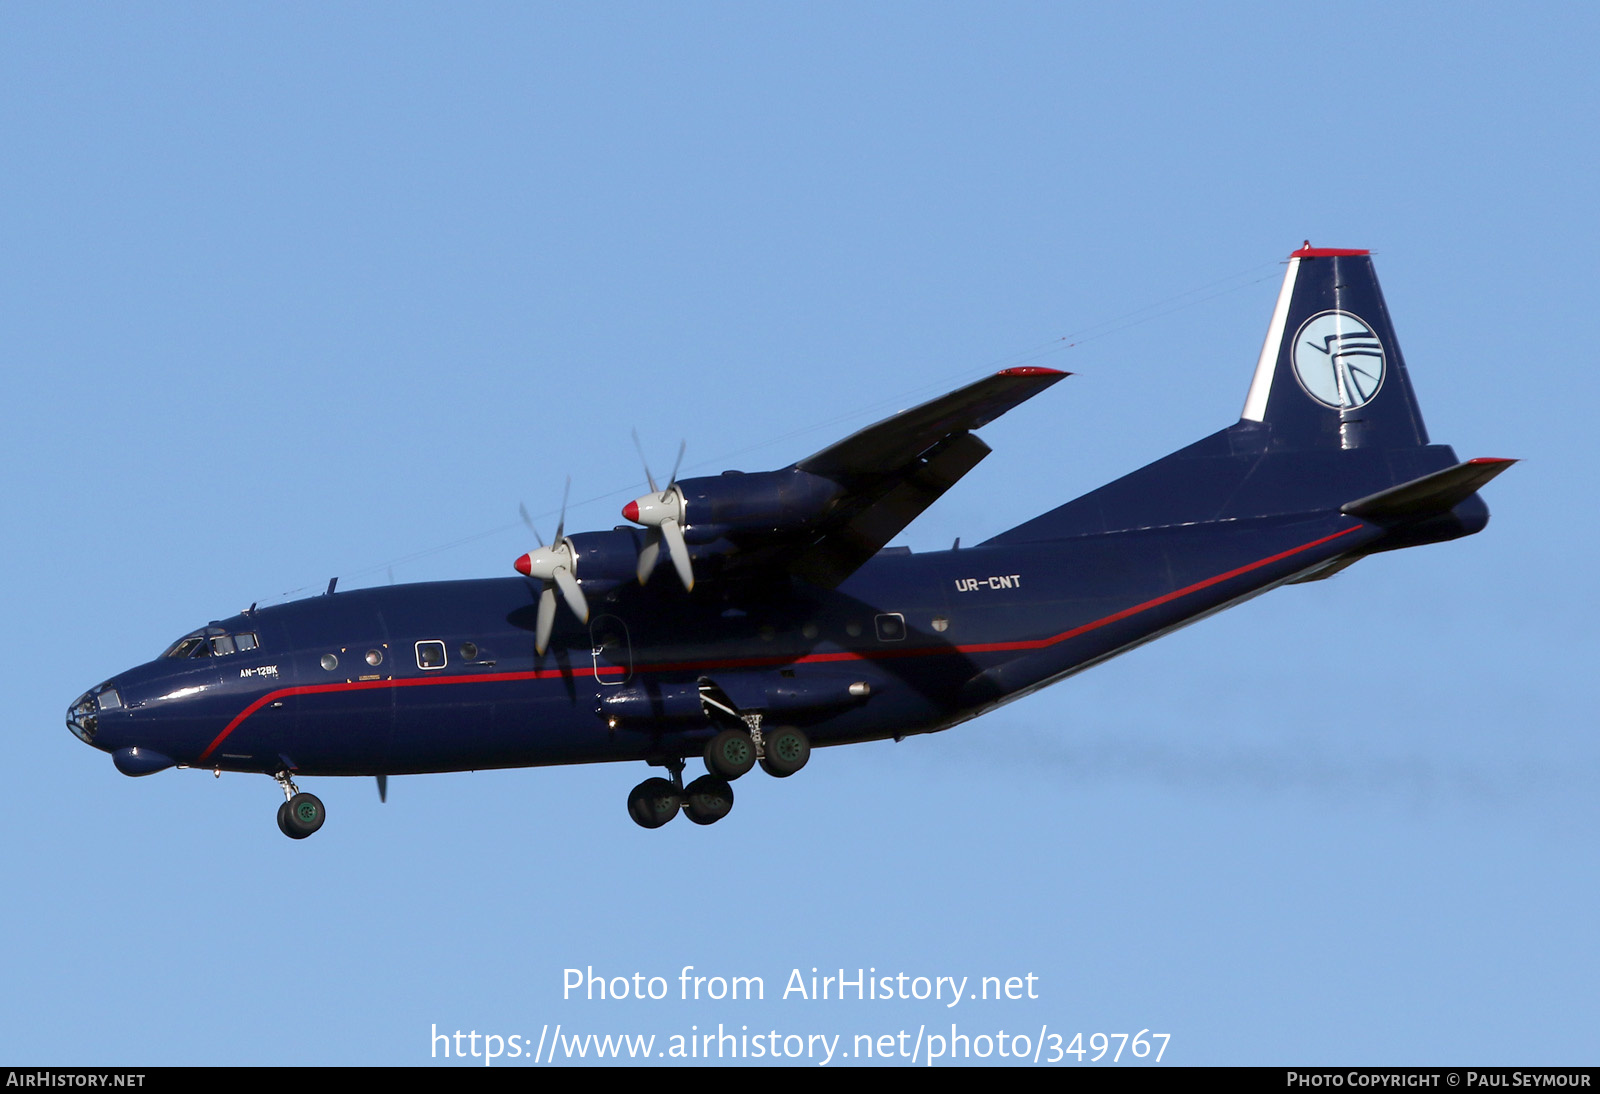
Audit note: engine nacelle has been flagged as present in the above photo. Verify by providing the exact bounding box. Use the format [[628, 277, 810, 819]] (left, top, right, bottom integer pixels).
[[674, 469, 842, 539], [565, 528, 648, 594]]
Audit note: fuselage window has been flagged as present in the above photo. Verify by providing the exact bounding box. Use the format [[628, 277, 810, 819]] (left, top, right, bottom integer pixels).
[[416, 641, 447, 670], [874, 613, 907, 642], [210, 635, 236, 656], [235, 632, 258, 652]]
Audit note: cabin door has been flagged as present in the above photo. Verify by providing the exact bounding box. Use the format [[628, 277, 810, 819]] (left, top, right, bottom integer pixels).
[[589, 614, 632, 685]]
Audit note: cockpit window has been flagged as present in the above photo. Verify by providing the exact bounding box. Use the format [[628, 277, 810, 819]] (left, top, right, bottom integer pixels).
[[163, 635, 209, 659], [163, 627, 260, 660]]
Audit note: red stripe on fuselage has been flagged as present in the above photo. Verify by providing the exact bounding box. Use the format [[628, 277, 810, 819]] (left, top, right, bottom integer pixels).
[[196, 523, 1363, 763], [195, 666, 616, 763]]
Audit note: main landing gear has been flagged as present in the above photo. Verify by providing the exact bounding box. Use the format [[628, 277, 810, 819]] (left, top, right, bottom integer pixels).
[[273, 770, 326, 840], [626, 717, 810, 830]]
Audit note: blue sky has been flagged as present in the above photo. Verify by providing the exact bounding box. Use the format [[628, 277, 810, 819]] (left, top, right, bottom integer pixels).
[[3, 3, 1594, 1066]]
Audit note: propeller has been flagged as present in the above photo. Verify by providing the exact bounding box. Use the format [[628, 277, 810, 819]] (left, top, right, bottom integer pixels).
[[624, 432, 694, 591], [514, 479, 590, 655]]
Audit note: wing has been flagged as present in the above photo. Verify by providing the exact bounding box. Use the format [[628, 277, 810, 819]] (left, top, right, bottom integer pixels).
[[617, 367, 1067, 592], [779, 366, 1068, 585], [796, 367, 1068, 478]]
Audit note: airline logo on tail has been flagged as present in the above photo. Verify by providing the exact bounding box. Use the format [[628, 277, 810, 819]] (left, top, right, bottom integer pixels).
[[1291, 310, 1386, 409]]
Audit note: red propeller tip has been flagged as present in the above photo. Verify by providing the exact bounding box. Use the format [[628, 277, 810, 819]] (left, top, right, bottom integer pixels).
[[622, 500, 639, 522], [513, 554, 532, 576]]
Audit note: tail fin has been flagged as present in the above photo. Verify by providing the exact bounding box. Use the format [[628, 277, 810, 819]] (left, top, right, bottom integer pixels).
[[1239, 245, 1429, 451], [985, 243, 1492, 546]]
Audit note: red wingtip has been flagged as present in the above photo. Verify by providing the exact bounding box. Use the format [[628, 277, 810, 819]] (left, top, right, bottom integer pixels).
[[514, 553, 532, 576], [1291, 242, 1371, 258], [997, 367, 1069, 377], [622, 500, 639, 523], [1468, 457, 1518, 465]]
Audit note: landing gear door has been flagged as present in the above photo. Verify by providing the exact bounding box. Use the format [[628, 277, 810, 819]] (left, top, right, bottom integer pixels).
[[590, 615, 632, 686]]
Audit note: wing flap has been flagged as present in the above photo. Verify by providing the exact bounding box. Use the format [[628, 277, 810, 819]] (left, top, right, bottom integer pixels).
[[789, 432, 991, 586]]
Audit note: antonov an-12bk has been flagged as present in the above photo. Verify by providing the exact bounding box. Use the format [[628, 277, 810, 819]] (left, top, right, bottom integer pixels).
[[68, 245, 1510, 837]]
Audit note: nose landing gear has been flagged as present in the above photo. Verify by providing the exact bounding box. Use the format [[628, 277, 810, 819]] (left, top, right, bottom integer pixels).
[[272, 770, 326, 840]]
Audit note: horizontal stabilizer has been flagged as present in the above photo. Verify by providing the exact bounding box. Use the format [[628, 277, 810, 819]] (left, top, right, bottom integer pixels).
[[1342, 457, 1515, 524]]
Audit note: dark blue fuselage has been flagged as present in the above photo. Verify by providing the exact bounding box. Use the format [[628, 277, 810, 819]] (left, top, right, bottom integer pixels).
[[74, 433, 1484, 781]]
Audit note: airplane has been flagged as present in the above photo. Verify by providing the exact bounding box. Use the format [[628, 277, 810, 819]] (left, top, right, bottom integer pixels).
[[67, 244, 1512, 838]]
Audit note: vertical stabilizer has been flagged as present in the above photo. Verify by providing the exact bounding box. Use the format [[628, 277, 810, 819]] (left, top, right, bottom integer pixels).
[[1240, 245, 1429, 451]]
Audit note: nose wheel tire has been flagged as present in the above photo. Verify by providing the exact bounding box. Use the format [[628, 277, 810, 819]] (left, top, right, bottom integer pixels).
[[759, 726, 810, 778], [683, 775, 734, 825], [704, 729, 756, 780], [279, 792, 326, 839], [627, 777, 683, 829]]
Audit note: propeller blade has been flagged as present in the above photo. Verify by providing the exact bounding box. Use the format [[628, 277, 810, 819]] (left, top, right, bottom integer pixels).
[[535, 585, 557, 655], [637, 526, 662, 584], [632, 428, 659, 495], [665, 439, 686, 498], [519, 503, 545, 548], [661, 518, 693, 591], [555, 476, 571, 544], [553, 566, 589, 623]]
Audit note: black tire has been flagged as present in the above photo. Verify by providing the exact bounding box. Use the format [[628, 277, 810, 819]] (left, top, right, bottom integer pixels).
[[626, 777, 682, 829], [683, 775, 734, 825], [703, 729, 756, 780], [276, 801, 293, 838], [282, 792, 325, 839], [759, 726, 810, 778]]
